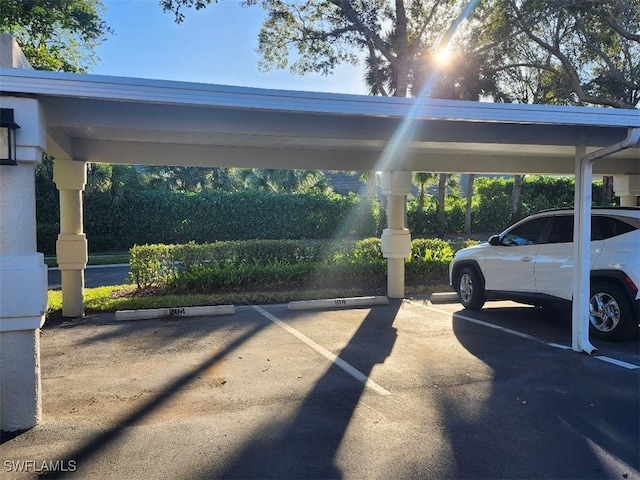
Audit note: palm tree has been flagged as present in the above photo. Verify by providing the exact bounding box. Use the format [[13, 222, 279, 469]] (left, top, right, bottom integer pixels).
[[240, 169, 329, 194], [171, 166, 212, 192], [412, 172, 436, 209], [239, 168, 276, 192], [210, 167, 241, 191], [87, 163, 143, 208], [144, 166, 226, 192], [292, 170, 330, 193]]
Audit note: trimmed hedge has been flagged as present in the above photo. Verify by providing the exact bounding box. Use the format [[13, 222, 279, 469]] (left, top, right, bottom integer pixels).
[[129, 237, 480, 291], [86, 190, 380, 252], [129, 239, 342, 288], [37, 176, 609, 254]]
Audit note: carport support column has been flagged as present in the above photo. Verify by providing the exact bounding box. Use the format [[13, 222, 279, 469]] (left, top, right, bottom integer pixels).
[[573, 140, 593, 353], [573, 130, 602, 355], [572, 128, 639, 354], [613, 175, 639, 207], [53, 159, 88, 317], [0, 97, 48, 432], [381, 171, 412, 299]]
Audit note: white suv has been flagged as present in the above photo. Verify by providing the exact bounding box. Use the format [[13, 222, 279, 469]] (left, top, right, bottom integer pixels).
[[449, 207, 640, 341]]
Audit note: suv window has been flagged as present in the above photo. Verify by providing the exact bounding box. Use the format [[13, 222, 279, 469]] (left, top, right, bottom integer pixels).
[[547, 216, 574, 243], [534, 213, 637, 244], [593, 216, 638, 240], [502, 217, 549, 246]]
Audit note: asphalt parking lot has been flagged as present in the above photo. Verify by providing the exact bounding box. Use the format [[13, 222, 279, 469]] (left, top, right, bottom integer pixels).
[[1, 297, 638, 480]]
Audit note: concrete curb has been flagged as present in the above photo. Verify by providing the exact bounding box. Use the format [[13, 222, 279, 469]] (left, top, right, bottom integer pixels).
[[429, 292, 459, 304], [115, 305, 235, 322], [288, 296, 389, 311]]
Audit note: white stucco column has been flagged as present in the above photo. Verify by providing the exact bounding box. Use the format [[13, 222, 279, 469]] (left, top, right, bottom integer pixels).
[[613, 175, 639, 207], [53, 159, 87, 317], [0, 96, 48, 432], [380, 171, 412, 299]]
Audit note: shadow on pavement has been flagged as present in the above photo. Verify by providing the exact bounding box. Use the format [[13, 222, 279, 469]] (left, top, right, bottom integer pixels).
[[43, 319, 269, 479], [444, 312, 639, 478], [203, 302, 401, 479]]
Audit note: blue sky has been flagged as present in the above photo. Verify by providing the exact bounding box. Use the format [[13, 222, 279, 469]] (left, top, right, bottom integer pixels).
[[93, 0, 367, 94]]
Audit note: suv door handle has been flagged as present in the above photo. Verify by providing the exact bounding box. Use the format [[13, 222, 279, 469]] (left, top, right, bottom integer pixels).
[[520, 256, 533, 262]]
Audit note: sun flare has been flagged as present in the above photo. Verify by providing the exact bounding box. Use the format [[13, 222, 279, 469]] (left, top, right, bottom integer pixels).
[[435, 46, 452, 67]]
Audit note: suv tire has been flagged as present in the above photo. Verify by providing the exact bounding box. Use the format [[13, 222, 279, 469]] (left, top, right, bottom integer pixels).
[[589, 281, 637, 341], [457, 266, 486, 311]]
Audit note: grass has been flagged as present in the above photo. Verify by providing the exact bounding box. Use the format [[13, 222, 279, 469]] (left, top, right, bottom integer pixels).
[[44, 243, 453, 317], [46, 281, 448, 317]]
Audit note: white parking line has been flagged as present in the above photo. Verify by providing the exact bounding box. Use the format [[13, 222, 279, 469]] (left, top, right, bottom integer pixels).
[[595, 356, 640, 370], [410, 301, 640, 370], [421, 303, 553, 345], [252, 305, 392, 396]]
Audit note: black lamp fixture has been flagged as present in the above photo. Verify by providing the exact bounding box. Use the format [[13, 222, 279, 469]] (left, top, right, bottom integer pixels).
[[0, 108, 20, 165]]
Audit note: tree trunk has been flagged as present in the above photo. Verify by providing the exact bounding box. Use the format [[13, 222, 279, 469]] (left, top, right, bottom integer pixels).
[[601, 175, 614, 205], [465, 173, 475, 235], [511, 175, 524, 224], [437, 173, 447, 237], [418, 184, 425, 209], [394, 0, 409, 97], [367, 170, 377, 200]]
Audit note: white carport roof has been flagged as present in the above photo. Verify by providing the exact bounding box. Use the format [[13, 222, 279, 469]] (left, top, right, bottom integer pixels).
[[1, 67, 638, 175]]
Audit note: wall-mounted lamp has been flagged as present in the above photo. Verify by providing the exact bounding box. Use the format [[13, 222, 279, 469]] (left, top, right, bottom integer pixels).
[[0, 108, 20, 165]]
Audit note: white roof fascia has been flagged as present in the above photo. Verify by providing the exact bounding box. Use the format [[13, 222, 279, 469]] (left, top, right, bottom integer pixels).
[[1, 68, 639, 129]]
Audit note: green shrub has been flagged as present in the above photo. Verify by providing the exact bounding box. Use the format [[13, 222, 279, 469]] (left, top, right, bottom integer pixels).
[[444, 197, 466, 233], [410, 238, 454, 262], [167, 261, 318, 292], [130, 239, 339, 288], [79, 190, 379, 254], [129, 243, 177, 288], [37, 223, 59, 255], [405, 237, 481, 283], [407, 201, 436, 235], [449, 238, 482, 252], [130, 237, 482, 292], [349, 238, 384, 262]]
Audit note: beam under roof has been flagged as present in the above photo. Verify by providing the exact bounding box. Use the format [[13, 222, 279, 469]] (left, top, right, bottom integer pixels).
[[1, 67, 638, 175]]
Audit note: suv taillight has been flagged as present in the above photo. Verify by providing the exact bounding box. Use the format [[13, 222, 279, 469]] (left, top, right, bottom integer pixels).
[[624, 275, 638, 292]]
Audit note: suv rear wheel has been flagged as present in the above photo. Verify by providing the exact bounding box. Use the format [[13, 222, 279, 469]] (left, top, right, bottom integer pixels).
[[457, 267, 486, 310], [589, 281, 637, 341]]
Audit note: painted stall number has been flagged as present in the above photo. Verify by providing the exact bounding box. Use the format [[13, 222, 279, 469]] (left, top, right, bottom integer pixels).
[[169, 307, 186, 316], [334, 299, 347, 306]]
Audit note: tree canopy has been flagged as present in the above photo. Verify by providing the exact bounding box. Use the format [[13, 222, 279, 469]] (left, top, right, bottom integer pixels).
[[162, 0, 482, 98], [482, 0, 640, 108], [0, 0, 112, 72], [161, 0, 638, 109]]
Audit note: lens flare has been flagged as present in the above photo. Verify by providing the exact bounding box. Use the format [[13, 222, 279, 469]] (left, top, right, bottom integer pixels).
[[435, 45, 452, 67], [310, 1, 481, 296], [374, 0, 480, 173]]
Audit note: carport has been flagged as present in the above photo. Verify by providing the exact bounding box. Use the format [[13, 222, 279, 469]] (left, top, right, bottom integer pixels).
[[1, 35, 639, 432]]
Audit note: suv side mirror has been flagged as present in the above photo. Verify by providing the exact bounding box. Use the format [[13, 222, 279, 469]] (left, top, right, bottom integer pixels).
[[489, 235, 502, 246]]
